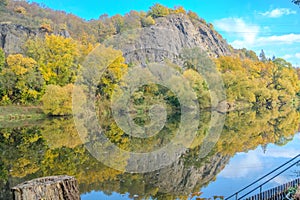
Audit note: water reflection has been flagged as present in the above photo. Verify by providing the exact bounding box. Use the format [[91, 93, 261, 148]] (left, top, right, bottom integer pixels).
[[0, 106, 299, 199]]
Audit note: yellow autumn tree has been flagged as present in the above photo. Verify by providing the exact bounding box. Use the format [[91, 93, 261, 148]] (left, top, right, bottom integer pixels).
[[81, 44, 128, 99], [183, 69, 211, 108], [172, 6, 186, 14], [25, 34, 79, 86], [0, 54, 44, 104], [41, 84, 74, 116], [148, 4, 170, 18]]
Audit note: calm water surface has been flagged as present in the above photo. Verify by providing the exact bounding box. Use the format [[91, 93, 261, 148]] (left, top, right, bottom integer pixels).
[[0, 108, 299, 199]]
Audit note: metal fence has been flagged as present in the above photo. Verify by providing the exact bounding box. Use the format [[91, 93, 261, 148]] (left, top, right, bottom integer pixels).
[[226, 154, 300, 200], [245, 178, 300, 200]]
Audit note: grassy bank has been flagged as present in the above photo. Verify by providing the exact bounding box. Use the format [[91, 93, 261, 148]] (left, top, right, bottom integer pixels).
[[0, 106, 45, 122]]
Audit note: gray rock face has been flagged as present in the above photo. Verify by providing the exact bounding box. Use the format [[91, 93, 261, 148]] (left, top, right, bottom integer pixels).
[[143, 153, 230, 195], [111, 14, 232, 65], [0, 24, 36, 55], [0, 23, 71, 55]]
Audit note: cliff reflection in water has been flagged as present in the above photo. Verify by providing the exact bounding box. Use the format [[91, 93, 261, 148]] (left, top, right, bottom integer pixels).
[[0, 106, 299, 199]]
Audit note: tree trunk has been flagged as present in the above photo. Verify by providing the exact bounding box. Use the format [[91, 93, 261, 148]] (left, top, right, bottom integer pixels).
[[11, 175, 80, 200]]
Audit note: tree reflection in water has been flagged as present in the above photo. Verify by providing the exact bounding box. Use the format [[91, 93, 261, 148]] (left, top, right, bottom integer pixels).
[[0, 106, 299, 199]]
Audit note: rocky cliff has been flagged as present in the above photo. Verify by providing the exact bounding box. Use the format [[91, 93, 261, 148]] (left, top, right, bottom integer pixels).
[[0, 24, 35, 55], [1, 13, 232, 62], [0, 23, 70, 55], [142, 153, 230, 195], [108, 13, 232, 65]]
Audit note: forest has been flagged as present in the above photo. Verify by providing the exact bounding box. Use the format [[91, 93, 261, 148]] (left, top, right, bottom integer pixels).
[[1, 1, 300, 199], [0, 0, 299, 116]]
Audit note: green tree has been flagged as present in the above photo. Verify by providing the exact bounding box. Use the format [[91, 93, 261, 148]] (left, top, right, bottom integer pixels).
[[122, 11, 142, 31], [80, 44, 128, 99], [148, 4, 170, 18], [0, 54, 44, 104], [97, 19, 116, 42], [111, 14, 124, 34], [259, 49, 267, 62], [171, 6, 186, 14], [0, 48, 4, 71], [0, 49, 5, 101], [183, 69, 210, 108], [141, 15, 155, 27], [41, 84, 74, 116]]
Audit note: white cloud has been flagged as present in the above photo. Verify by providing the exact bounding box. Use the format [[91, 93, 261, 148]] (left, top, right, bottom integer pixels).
[[230, 33, 300, 48], [260, 8, 296, 18], [214, 18, 300, 48], [257, 34, 300, 45], [282, 53, 300, 60], [219, 153, 263, 178], [263, 148, 300, 158], [283, 54, 293, 59], [214, 17, 300, 65], [214, 18, 259, 47]]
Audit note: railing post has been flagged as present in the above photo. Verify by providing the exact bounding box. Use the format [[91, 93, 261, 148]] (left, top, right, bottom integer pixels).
[[260, 186, 262, 200]]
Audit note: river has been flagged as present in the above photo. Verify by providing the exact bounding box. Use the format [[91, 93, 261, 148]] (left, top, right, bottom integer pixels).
[[0, 106, 299, 199]]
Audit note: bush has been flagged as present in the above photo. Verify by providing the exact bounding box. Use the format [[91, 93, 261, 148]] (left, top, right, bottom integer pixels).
[[141, 16, 155, 27], [148, 4, 170, 18], [14, 6, 26, 14], [41, 84, 73, 116]]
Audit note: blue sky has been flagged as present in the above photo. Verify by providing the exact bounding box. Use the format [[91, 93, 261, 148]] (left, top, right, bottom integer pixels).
[[28, 0, 300, 66], [201, 132, 300, 198]]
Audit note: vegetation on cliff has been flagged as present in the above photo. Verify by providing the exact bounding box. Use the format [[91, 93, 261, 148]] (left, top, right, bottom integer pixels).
[[0, 1, 299, 116]]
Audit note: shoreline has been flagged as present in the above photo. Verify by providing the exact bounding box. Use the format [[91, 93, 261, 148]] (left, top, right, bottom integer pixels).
[[0, 106, 45, 121]]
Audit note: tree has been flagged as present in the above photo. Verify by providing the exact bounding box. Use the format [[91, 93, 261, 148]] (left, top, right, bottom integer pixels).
[[0, 54, 44, 104], [259, 49, 267, 62], [148, 4, 170, 18], [171, 6, 186, 14], [0, 48, 4, 71], [25, 35, 79, 86], [122, 11, 142, 31], [111, 14, 124, 34], [183, 69, 210, 108], [292, 0, 300, 6], [41, 84, 74, 116], [97, 20, 116, 42], [80, 44, 128, 99], [141, 15, 155, 27], [14, 6, 26, 14]]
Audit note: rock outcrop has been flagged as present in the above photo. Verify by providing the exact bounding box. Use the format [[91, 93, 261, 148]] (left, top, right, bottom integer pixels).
[[109, 14, 232, 65], [125, 149, 230, 195], [143, 153, 230, 195], [0, 24, 36, 55], [0, 23, 70, 55]]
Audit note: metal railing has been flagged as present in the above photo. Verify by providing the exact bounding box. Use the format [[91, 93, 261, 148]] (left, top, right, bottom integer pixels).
[[245, 178, 300, 200], [225, 154, 300, 200]]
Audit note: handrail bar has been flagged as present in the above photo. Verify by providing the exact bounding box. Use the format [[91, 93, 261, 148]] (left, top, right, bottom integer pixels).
[[225, 153, 300, 200], [238, 159, 300, 199]]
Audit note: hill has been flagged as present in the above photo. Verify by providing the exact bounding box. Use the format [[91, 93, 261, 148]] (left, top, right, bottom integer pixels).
[[0, 1, 298, 111], [0, 1, 233, 58]]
